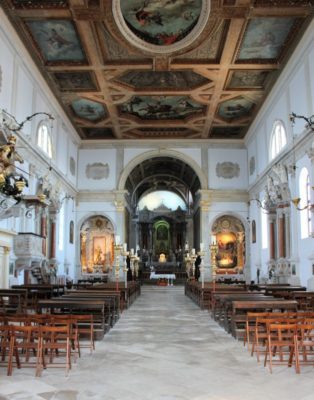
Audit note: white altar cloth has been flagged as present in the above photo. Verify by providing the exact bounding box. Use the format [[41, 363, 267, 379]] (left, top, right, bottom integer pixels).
[[150, 273, 176, 280], [150, 273, 176, 286]]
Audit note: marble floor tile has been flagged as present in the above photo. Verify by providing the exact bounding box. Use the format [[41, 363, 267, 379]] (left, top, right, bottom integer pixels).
[[0, 286, 313, 400]]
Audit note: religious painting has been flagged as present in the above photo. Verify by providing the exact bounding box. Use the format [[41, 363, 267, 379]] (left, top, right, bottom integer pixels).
[[226, 70, 271, 90], [237, 17, 297, 61], [82, 128, 115, 139], [25, 20, 86, 64], [52, 71, 98, 91], [93, 237, 106, 266], [216, 232, 237, 269], [119, 96, 206, 120], [120, 0, 202, 46], [212, 215, 245, 274], [218, 97, 254, 121], [116, 71, 210, 90], [71, 99, 107, 123], [210, 127, 245, 139], [80, 216, 114, 274]]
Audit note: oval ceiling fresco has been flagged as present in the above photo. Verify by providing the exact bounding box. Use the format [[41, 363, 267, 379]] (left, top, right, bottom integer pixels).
[[113, 0, 210, 53]]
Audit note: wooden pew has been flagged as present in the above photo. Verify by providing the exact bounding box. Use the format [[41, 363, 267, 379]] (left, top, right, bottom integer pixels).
[[62, 291, 120, 328], [0, 289, 28, 313], [231, 299, 298, 340], [37, 299, 106, 340]]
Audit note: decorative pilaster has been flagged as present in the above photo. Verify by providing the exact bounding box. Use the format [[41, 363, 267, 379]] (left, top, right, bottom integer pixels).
[[278, 209, 286, 259], [197, 190, 211, 280], [269, 215, 276, 261]]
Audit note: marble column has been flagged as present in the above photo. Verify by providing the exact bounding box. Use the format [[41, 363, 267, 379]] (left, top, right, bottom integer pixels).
[[41, 210, 47, 257], [0, 246, 10, 288], [269, 214, 276, 261], [49, 214, 57, 260], [197, 190, 211, 281], [278, 209, 286, 259], [113, 190, 128, 281]]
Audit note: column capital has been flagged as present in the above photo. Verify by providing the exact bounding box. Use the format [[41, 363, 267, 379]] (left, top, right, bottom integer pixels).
[[306, 148, 314, 164], [113, 190, 128, 212]]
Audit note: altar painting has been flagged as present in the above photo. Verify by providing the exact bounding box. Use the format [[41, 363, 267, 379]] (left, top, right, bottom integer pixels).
[[212, 215, 245, 274], [216, 232, 237, 268], [80, 216, 114, 274]]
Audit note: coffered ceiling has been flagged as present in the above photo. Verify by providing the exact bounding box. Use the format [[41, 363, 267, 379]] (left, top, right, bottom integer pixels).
[[2, 0, 313, 141]]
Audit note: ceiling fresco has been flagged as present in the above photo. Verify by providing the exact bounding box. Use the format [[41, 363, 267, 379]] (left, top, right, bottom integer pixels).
[[119, 96, 206, 120], [71, 99, 107, 123], [116, 71, 210, 90], [236, 17, 298, 62], [120, 0, 203, 46], [1, 0, 313, 140], [25, 20, 87, 64]]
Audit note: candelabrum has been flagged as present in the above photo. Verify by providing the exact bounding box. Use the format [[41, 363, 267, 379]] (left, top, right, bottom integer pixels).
[[121, 249, 129, 289], [210, 242, 218, 291], [130, 251, 140, 281], [185, 249, 197, 280], [114, 243, 123, 292], [197, 249, 205, 289]]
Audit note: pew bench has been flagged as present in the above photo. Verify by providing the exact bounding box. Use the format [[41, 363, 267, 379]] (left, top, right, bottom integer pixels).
[[231, 299, 298, 340]]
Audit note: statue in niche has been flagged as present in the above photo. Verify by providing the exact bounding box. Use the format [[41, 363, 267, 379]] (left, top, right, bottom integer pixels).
[[94, 246, 103, 265]]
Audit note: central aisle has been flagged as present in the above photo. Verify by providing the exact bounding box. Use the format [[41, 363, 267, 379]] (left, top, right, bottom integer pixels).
[[1, 286, 313, 400]]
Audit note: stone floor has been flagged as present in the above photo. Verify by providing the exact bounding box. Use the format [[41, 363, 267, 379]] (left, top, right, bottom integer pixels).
[[0, 286, 314, 400]]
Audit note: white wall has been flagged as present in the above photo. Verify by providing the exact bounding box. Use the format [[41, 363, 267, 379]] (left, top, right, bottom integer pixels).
[[77, 149, 116, 190], [208, 148, 248, 189], [245, 19, 314, 286], [0, 9, 80, 285]]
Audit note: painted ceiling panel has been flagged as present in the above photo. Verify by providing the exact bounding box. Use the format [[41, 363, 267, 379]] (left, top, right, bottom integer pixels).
[[1, 0, 313, 140]]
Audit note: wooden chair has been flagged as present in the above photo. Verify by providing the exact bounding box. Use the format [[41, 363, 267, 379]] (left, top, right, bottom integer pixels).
[[7, 325, 41, 376], [73, 314, 95, 354], [37, 324, 71, 377], [294, 323, 314, 372], [264, 322, 297, 373], [0, 325, 10, 367]]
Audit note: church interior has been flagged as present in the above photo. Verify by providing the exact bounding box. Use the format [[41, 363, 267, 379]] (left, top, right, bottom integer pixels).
[[0, 0, 314, 398]]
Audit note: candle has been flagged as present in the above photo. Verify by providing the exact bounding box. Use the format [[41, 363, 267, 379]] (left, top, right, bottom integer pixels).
[[115, 235, 120, 245], [131, 248, 134, 255], [192, 248, 195, 255], [185, 242, 189, 251], [211, 235, 217, 245], [200, 242, 204, 252], [123, 243, 127, 251]]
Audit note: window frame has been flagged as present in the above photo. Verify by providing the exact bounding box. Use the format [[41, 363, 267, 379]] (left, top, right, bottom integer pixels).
[[37, 120, 53, 158], [269, 120, 287, 161]]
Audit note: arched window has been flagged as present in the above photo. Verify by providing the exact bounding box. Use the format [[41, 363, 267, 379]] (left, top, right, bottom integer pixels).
[[37, 122, 52, 158], [299, 167, 311, 239], [270, 120, 287, 161]]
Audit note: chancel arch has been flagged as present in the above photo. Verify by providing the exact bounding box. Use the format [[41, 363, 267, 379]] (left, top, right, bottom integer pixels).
[[120, 152, 207, 275]]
